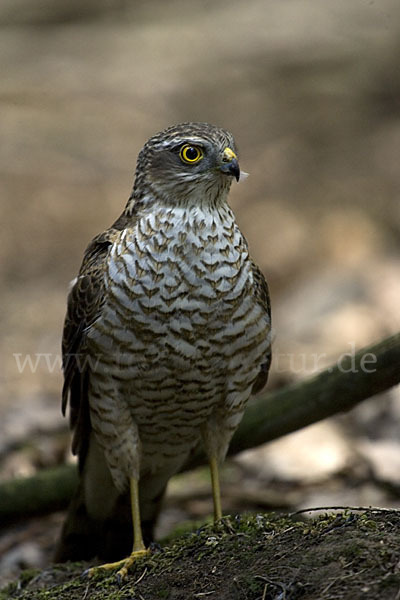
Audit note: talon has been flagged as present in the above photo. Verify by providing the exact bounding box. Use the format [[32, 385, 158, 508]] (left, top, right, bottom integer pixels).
[[84, 566, 105, 579], [117, 566, 128, 582], [116, 571, 124, 586]]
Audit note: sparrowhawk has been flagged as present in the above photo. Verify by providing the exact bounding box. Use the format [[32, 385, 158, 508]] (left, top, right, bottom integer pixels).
[[55, 122, 271, 578]]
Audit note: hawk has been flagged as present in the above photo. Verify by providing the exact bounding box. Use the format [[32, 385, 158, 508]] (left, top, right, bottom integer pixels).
[[55, 122, 271, 578]]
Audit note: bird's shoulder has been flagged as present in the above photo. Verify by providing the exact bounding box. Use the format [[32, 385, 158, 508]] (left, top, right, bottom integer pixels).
[[63, 223, 123, 353]]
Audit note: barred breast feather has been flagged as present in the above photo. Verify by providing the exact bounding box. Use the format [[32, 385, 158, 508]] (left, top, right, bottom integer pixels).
[[84, 202, 270, 492]]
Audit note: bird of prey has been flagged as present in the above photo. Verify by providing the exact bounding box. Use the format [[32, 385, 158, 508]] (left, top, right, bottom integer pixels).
[[55, 122, 271, 579]]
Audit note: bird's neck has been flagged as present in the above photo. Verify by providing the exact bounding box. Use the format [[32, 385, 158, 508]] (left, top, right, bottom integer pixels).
[[136, 196, 236, 238], [124, 179, 232, 218]]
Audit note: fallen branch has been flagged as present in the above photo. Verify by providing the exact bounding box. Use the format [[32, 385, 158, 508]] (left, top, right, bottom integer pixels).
[[0, 463, 77, 526]]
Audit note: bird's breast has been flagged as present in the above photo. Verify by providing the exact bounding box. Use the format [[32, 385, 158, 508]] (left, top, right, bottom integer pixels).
[[87, 205, 269, 409], [105, 206, 252, 337]]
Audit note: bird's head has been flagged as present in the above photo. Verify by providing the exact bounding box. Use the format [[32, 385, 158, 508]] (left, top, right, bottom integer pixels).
[[130, 122, 241, 208]]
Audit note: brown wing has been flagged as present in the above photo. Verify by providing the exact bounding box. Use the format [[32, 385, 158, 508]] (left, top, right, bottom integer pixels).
[[62, 217, 127, 465], [250, 260, 272, 394]]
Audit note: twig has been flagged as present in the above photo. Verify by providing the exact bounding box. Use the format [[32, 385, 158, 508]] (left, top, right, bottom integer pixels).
[[289, 506, 400, 516], [134, 567, 148, 586]]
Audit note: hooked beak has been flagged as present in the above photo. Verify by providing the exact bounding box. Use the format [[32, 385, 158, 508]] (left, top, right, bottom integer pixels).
[[219, 147, 240, 182]]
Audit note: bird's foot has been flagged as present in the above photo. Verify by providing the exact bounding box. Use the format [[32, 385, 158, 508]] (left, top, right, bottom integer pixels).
[[116, 549, 150, 582], [84, 548, 150, 581]]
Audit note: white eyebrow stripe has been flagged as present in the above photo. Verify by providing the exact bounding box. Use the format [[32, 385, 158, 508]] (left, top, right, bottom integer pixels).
[[158, 137, 209, 149]]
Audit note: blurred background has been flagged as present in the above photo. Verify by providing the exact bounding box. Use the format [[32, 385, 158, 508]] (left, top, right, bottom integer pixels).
[[1, 0, 399, 584]]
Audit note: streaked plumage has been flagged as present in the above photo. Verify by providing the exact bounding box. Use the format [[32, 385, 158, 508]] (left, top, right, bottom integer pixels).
[[55, 122, 271, 572]]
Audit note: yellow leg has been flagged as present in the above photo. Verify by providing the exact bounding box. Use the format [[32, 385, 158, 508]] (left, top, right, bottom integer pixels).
[[86, 477, 150, 580], [210, 455, 222, 521]]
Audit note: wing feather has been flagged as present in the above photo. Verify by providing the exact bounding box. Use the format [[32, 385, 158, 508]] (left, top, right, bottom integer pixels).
[[250, 260, 272, 394], [62, 217, 128, 463]]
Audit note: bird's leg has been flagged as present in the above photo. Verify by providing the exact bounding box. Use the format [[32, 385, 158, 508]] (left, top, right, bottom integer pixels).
[[116, 476, 150, 579], [86, 477, 150, 580], [209, 455, 223, 521]]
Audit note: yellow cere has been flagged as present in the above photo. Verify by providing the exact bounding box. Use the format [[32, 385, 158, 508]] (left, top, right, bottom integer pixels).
[[223, 147, 237, 162], [180, 144, 204, 164]]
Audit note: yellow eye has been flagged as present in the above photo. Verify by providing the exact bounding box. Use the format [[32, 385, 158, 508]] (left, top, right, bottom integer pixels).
[[179, 144, 203, 164]]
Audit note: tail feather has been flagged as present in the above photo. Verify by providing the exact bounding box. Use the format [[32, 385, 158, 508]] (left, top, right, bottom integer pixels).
[[54, 480, 132, 562], [54, 436, 166, 562]]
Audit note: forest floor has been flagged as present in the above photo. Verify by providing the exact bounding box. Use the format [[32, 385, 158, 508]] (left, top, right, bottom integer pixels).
[[2, 509, 400, 600]]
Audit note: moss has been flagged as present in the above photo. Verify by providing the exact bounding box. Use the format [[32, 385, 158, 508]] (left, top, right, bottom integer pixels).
[[155, 588, 170, 598]]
